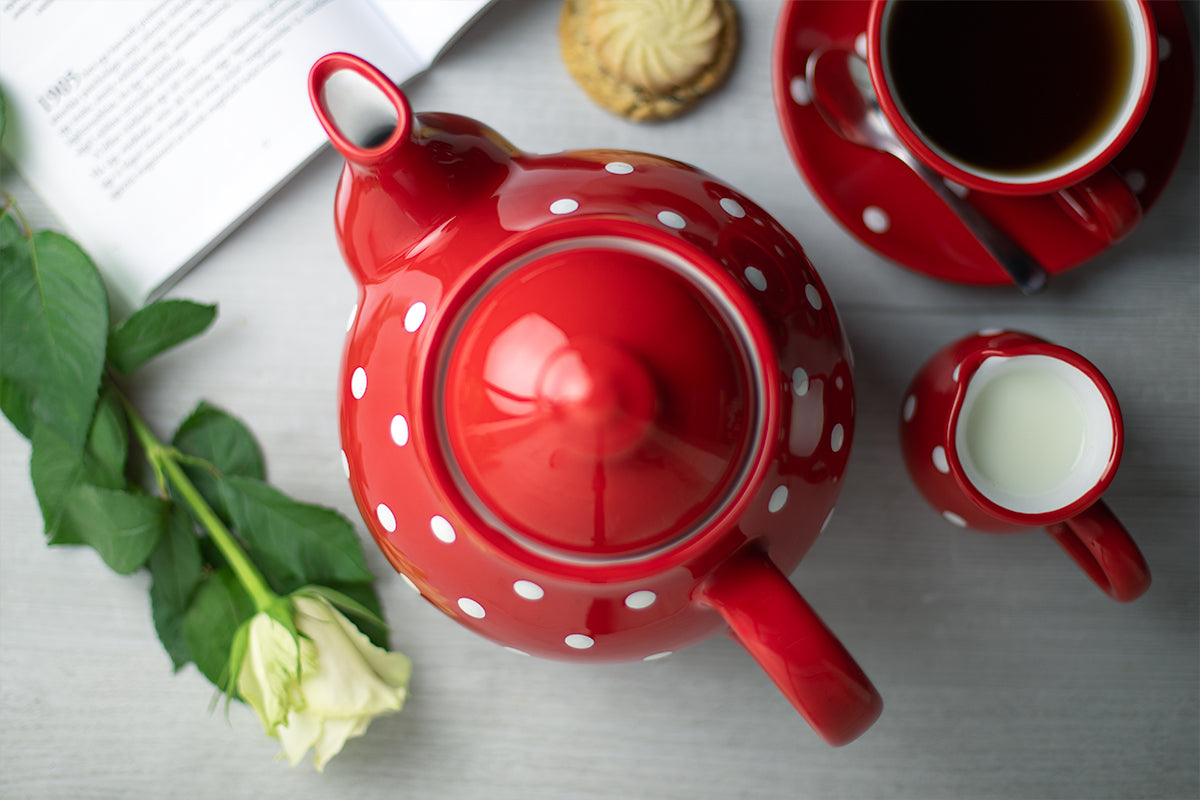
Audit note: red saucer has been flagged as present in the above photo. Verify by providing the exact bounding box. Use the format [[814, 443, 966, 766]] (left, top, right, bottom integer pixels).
[[772, 0, 1194, 286]]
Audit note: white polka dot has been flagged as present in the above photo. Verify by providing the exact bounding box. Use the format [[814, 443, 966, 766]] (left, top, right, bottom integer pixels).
[[513, 580, 544, 600], [903, 394, 917, 422], [863, 206, 890, 233], [565, 633, 595, 649], [952, 363, 962, 382], [792, 367, 809, 396], [830, 423, 845, 452], [390, 414, 409, 446], [854, 32, 868, 59], [657, 210, 686, 229], [720, 197, 747, 218], [789, 75, 812, 105], [431, 515, 456, 543], [643, 651, 673, 661], [932, 446, 950, 474], [550, 198, 579, 214], [805, 283, 823, 310], [625, 590, 657, 609], [820, 508, 835, 533], [346, 303, 358, 331], [978, 328, 1003, 336], [505, 646, 531, 656], [1124, 169, 1147, 194], [1158, 34, 1171, 61], [340, 449, 350, 478], [834, 376, 844, 390], [943, 510, 967, 527], [605, 161, 634, 174], [744, 266, 767, 291], [400, 573, 420, 593], [351, 367, 367, 399], [404, 301, 427, 332], [376, 503, 396, 532], [768, 485, 789, 513], [458, 598, 486, 618]]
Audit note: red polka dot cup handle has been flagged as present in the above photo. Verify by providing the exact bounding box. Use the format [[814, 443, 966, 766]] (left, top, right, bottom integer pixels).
[[864, 0, 1158, 245], [697, 547, 883, 747], [1052, 166, 1144, 245], [899, 330, 1150, 603]]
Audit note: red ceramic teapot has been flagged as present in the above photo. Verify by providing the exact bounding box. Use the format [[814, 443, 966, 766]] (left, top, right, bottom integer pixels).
[[309, 52, 882, 746]]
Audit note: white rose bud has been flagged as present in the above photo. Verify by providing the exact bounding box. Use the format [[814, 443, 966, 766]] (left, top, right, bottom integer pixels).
[[235, 594, 411, 770]]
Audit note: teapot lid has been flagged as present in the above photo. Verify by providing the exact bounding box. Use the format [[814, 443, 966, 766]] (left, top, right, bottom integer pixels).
[[437, 237, 774, 561]]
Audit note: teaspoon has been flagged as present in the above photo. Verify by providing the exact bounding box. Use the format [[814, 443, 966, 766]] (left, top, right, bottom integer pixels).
[[806, 47, 1049, 295]]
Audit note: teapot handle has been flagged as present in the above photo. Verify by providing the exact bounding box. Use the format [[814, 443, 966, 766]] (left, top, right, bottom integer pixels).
[[696, 547, 882, 746]]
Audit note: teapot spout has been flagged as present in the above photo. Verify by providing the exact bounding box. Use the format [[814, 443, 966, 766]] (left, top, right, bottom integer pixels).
[[310, 52, 414, 168], [309, 53, 476, 284]]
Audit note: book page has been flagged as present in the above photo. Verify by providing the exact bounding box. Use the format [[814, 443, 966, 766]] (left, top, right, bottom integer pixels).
[[0, 0, 426, 311], [372, 0, 493, 66]]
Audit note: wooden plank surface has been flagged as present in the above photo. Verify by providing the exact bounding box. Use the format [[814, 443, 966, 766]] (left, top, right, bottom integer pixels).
[[2, 2, 1196, 798]]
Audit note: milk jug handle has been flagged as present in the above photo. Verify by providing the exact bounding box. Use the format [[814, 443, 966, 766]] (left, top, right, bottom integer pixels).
[[1045, 499, 1151, 602]]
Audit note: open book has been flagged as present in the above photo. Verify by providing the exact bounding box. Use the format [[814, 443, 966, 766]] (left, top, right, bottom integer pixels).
[[0, 0, 492, 311]]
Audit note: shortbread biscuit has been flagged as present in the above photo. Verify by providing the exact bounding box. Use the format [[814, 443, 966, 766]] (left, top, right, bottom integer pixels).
[[560, 0, 739, 122]]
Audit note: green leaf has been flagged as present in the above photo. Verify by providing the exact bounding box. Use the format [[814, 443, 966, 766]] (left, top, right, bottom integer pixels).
[[0, 212, 109, 452], [0, 88, 7, 143], [184, 567, 256, 692], [0, 376, 36, 438], [30, 424, 88, 544], [0, 212, 39, 440], [217, 475, 374, 590], [107, 299, 217, 374], [61, 485, 168, 574], [173, 401, 265, 479], [148, 505, 205, 671], [31, 412, 129, 545], [171, 402, 265, 519], [29, 386, 128, 543], [85, 386, 129, 488]]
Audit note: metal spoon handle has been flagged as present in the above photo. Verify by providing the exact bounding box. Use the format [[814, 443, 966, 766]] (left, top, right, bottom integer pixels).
[[888, 146, 1048, 295], [806, 47, 1050, 295]]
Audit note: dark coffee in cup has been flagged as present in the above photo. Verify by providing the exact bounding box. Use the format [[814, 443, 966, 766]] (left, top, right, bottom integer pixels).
[[882, 0, 1139, 177]]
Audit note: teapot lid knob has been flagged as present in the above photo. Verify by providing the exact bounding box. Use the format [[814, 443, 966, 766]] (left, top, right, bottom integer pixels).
[[437, 239, 778, 560], [536, 339, 658, 459]]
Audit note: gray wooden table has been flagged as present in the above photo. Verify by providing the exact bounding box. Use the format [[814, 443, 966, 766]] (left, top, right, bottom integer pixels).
[[2, 2, 1197, 798]]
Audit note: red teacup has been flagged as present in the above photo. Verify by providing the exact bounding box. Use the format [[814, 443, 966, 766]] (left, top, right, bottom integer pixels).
[[899, 330, 1150, 602], [866, 0, 1158, 244]]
